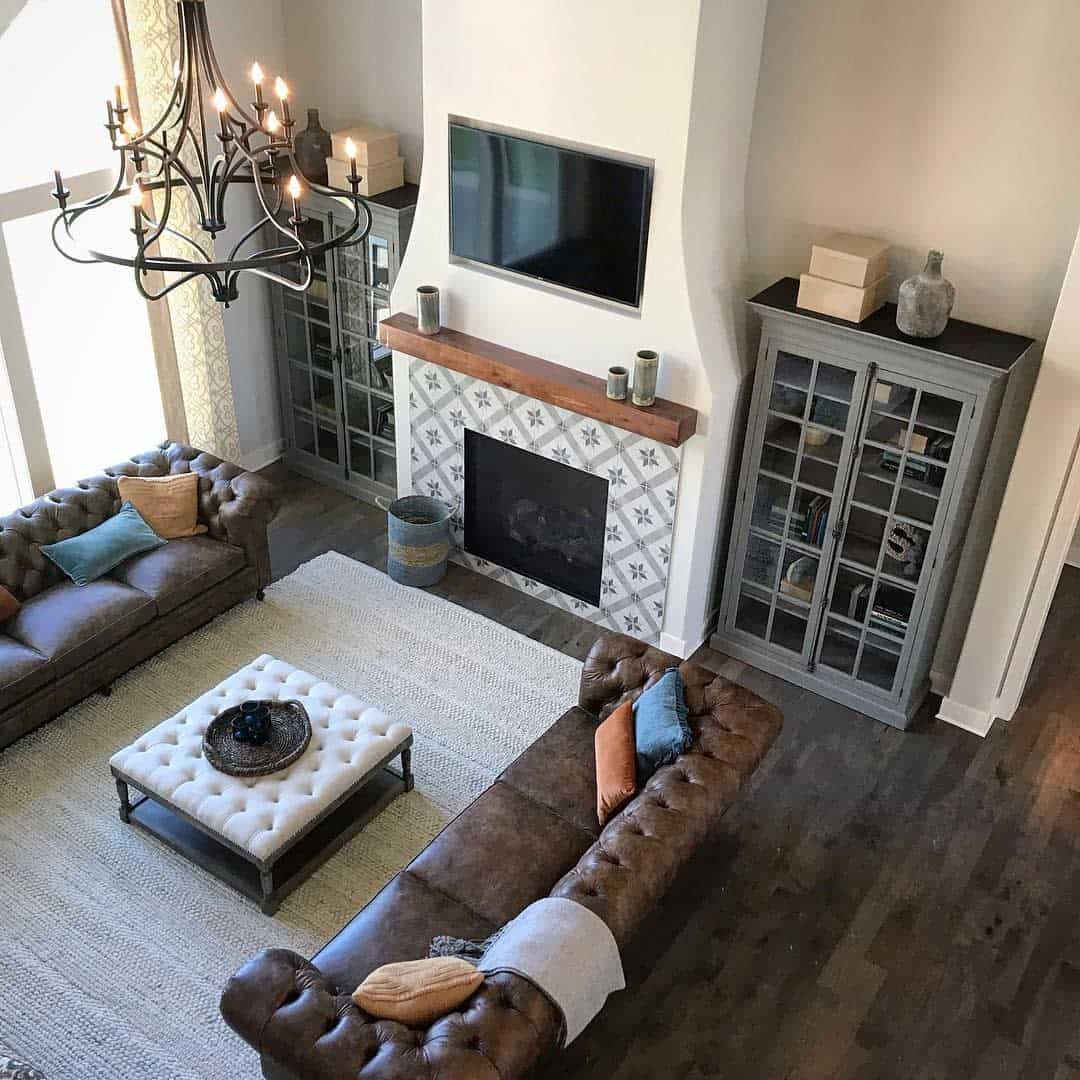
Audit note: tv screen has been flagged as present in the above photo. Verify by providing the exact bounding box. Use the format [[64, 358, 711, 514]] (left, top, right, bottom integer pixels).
[[449, 121, 652, 309]]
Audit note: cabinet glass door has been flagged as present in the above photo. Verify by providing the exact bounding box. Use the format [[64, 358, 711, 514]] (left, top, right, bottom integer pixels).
[[815, 372, 969, 695], [280, 209, 344, 471], [730, 348, 865, 663], [334, 226, 395, 488]]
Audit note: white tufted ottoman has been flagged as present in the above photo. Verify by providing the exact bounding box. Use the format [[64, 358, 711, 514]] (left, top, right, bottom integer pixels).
[[109, 655, 413, 914]]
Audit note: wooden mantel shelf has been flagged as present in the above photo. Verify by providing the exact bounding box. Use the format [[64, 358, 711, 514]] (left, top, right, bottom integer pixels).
[[379, 314, 698, 448]]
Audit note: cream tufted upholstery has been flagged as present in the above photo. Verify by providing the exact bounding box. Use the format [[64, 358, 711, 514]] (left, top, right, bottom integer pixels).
[[109, 656, 412, 862]]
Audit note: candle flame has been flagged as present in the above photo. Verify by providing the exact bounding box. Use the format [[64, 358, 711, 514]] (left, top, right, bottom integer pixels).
[[345, 137, 357, 160], [212, 88, 229, 113], [250, 61, 264, 85], [287, 175, 302, 199], [265, 110, 281, 134], [274, 76, 289, 100], [130, 181, 144, 207], [122, 117, 139, 139]]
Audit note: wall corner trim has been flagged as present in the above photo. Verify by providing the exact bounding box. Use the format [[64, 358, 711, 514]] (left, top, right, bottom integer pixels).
[[936, 696, 994, 738], [237, 438, 285, 473]]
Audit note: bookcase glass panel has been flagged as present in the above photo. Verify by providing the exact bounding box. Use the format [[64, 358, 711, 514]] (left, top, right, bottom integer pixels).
[[742, 534, 781, 590], [294, 413, 315, 456], [316, 424, 339, 465], [779, 550, 818, 606], [770, 606, 809, 654], [309, 322, 334, 372], [312, 372, 336, 422], [735, 592, 770, 640], [289, 363, 311, 414], [346, 384, 370, 433], [348, 434, 372, 478], [751, 474, 792, 537]]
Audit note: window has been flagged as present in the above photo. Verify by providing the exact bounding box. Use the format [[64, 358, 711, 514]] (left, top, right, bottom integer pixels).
[[0, 0, 165, 500]]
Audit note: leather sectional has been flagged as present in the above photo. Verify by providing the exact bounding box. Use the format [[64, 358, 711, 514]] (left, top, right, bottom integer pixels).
[[0, 443, 275, 748], [222, 634, 783, 1080]]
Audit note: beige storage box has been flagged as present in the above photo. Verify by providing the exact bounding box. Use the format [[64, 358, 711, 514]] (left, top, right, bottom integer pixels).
[[809, 233, 890, 288], [328, 155, 405, 197], [331, 124, 399, 166], [797, 273, 890, 324]]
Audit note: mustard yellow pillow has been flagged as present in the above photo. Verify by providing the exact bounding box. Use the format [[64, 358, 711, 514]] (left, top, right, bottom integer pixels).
[[117, 473, 206, 539], [352, 957, 483, 1025]]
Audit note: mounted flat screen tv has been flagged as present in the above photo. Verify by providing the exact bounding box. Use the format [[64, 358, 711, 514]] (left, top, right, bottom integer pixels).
[[449, 120, 652, 309]]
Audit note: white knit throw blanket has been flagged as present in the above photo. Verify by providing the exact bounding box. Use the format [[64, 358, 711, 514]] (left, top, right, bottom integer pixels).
[[478, 897, 625, 1045]]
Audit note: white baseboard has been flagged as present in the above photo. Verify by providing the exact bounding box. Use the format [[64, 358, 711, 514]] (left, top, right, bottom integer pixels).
[[1067, 541, 1080, 569], [936, 695, 994, 738], [659, 625, 707, 660], [237, 438, 285, 473]]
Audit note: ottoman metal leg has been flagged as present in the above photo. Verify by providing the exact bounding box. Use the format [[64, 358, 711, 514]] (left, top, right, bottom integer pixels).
[[401, 747, 414, 792], [115, 778, 132, 824]]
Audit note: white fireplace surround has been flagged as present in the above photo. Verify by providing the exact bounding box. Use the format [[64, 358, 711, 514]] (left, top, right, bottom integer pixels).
[[388, 0, 769, 656], [409, 358, 682, 644]]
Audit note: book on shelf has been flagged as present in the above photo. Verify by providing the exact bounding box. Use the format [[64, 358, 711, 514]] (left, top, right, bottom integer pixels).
[[768, 496, 829, 545]]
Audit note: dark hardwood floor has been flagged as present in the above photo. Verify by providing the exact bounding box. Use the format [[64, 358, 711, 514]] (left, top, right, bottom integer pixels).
[[262, 463, 1080, 1080]]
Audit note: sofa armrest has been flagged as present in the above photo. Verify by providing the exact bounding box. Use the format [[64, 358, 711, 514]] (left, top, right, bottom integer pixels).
[[563, 633, 783, 945], [221, 948, 562, 1080]]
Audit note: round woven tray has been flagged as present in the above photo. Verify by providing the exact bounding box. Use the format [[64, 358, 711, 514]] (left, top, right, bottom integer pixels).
[[203, 699, 312, 777]]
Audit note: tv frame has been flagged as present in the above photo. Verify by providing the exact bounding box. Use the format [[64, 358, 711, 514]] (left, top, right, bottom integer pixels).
[[447, 115, 654, 315]]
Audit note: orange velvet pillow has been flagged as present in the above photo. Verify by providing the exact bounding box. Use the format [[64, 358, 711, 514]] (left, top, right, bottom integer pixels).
[[0, 585, 19, 624], [595, 700, 637, 826]]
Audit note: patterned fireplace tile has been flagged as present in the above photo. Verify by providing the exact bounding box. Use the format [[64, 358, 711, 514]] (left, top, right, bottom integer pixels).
[[409, 359, 683, 644]]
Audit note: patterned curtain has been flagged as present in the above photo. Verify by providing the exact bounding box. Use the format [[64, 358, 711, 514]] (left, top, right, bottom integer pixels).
[[114, 0, 241, 462]]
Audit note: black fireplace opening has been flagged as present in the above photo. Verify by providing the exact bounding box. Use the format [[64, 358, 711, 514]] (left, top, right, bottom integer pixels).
[[464, 429, 609, 606]]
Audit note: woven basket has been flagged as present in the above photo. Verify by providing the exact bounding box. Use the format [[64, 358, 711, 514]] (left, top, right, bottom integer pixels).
[[202, 700, 312, 777]]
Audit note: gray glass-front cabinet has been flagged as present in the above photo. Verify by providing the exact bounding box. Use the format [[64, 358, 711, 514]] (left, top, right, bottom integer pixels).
[[269, 185, 417, 501], [712, 279, 1037, 729]]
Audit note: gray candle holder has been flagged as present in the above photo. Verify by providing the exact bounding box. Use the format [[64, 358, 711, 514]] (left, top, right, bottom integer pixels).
[[632, 350, 659, 407], [417, 285, 440, 335], [606, 366, 629, 400]]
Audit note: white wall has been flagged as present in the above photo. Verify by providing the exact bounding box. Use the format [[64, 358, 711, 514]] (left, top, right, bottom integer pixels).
[[746, 0, 1080, 342], [940, 225, 1080, 733], [283, 0, 424, 184], [391, 0, 767, 655], [205, 0, 288, 466]]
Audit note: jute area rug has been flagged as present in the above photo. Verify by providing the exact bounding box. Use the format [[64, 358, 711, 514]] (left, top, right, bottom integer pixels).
[[0, 552, 581, 1079]]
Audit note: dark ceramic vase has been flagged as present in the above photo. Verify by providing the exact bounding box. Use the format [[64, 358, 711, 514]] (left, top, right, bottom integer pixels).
[[233, 701, 271, 746], [294, 108, 332, 186]]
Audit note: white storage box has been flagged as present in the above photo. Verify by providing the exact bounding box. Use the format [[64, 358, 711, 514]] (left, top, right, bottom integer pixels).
[[809, 234, 890, 288], [797, 273, 890, 324], [331, 124, 399, 166], [328, 155, 405, 197]]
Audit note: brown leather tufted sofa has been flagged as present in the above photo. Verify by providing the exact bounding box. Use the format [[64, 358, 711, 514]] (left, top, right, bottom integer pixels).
[[0, 442, 275, 748], [221, 633, 782, 1080]]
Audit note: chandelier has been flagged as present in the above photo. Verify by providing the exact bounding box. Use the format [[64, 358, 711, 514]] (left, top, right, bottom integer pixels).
[[49, 0, 372, 306]]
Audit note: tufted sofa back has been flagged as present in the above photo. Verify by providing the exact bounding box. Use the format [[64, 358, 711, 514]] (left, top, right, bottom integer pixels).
[[0, 443, 249, 601]]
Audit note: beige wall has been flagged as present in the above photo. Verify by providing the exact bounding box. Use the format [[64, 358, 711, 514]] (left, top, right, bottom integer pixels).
[[283, 0, 423, 183], [746, 0, 1080, 342]]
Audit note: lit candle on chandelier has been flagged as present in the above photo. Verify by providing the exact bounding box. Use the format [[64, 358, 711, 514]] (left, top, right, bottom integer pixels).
[[287, 175, 303, 222], [130, 180, 145, 230], [212, 88, 231, 140], [345, 137, 359, 184], [114, 84, 125, 110], [274, 76, 292, 125], [250, 62, 265, 107], [264, 109, 281, 136]]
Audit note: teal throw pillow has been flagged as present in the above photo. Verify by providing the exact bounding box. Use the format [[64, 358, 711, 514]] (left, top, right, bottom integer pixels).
[[41, 501, 166, 587], [632, 668, 692, 778]]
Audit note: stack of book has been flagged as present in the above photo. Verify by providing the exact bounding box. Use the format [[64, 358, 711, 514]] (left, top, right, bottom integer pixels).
[[768, 495, 829, 546]]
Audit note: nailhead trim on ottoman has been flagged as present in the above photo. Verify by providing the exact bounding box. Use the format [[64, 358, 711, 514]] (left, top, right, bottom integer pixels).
[[109, 655, 413, 861]]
